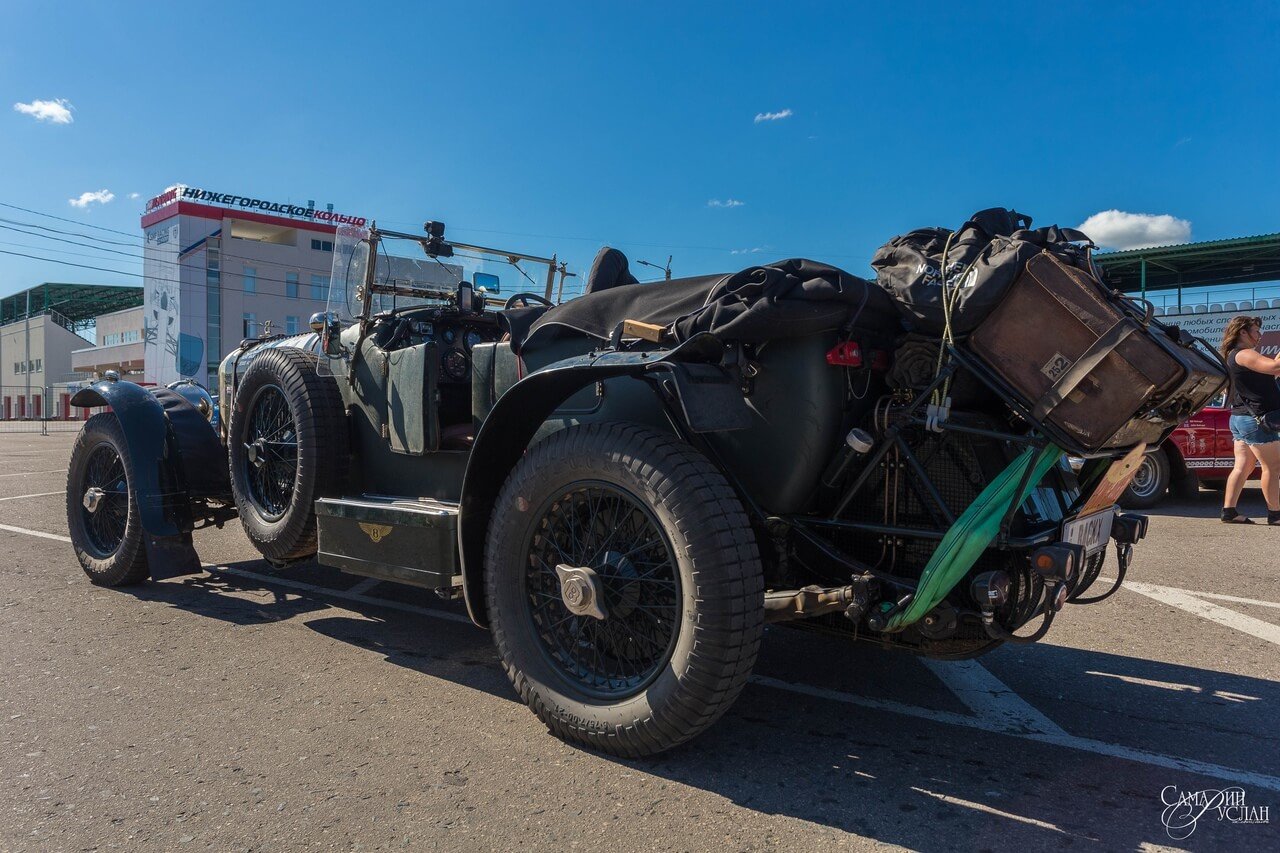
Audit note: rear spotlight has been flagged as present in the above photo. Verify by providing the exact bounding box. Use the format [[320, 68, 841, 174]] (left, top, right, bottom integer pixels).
[[1111, 512, 1148, 545], [1030, 544, 1082, 584], [1051, 583, 1070, 612], [970, 571, 1011, 611]]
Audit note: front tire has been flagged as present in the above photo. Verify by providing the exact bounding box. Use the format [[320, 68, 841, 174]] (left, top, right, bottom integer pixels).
[[1120, 448, 1170, 509], [227, 348, 348, 562], [66, 413, 149, 586], [485, 423, 764, 757]]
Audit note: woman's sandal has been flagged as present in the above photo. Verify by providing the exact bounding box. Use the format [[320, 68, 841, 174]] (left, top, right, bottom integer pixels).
[[1221, 511, 1255, 524]]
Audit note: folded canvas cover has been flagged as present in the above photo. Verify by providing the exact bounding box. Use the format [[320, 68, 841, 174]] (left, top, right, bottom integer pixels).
[[512, 258, 899, 354]]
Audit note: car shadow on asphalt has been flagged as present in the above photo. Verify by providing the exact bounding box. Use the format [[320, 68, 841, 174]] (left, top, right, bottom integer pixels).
[[117, 559, 1280, 851], [118, 559, 512, 703], [1145, 483, 1272, 520]]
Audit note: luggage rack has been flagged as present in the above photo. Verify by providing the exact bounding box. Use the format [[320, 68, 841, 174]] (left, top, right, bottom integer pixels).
[[784, 350, 1077, 578], [944, 345, 1172, 460], [648, 349, 1078, 596]]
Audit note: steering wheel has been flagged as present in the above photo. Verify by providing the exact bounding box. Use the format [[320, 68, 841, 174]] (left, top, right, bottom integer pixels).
[[504, 292, 554, 309]]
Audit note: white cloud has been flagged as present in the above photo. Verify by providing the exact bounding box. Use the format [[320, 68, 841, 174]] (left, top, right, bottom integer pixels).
[[707, 198, 745, 209], [69, 189, 115, 208], [731, 247, 764, 255], [13, 98, 73, 124], [128, 192, 140, 200], [1077, 210, 1191, 250], [754, 108, 792, 123]]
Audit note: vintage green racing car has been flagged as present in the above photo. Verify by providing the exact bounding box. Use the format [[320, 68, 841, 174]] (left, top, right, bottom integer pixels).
[[64, 219, 1222, 757]]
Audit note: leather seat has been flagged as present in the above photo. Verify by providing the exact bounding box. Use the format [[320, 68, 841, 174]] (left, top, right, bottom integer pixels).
[[585, 246, 639, 294]]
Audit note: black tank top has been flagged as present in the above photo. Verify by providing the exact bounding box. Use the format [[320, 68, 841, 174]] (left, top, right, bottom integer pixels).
[[1228, 348, 1280, 415]]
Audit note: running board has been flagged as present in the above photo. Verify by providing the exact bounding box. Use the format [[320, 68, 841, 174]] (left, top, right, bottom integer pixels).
[[315, 495, 460, 590]]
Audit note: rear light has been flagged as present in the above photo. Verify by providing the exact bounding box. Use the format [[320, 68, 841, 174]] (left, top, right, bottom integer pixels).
[[825, 341, 863, 367]]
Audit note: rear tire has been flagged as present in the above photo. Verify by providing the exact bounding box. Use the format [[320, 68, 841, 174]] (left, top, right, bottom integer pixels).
[[485, 423, 764, 757], [228, 348, 348, 562], [66, 413, 149, 586], [1119, 449, 1170, 509]]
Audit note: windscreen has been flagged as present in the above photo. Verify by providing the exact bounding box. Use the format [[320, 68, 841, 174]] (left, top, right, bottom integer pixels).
[[320, 225, 560, 377], [327, 227, 557, 322]]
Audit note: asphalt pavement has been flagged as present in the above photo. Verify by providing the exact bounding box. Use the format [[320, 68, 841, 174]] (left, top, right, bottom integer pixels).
[[2, 432, 1278, 852]]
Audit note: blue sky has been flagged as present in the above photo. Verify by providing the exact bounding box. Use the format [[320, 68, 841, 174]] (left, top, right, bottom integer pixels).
[[1, 0, 1277, 298]]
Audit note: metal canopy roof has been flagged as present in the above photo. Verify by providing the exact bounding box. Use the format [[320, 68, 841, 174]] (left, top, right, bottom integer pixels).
[[0, 282, 144, 328], [1094, 233, 1280, 293]]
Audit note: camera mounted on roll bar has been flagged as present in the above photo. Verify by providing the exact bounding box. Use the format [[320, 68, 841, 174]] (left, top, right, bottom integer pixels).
[[422, 220, 453, 258]]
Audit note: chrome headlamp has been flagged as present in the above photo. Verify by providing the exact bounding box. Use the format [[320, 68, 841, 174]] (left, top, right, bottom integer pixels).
[[166, 378, 215, 422]]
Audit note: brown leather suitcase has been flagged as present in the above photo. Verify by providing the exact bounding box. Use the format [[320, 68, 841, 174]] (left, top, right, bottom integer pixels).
[[967, 251, 1226, 452]]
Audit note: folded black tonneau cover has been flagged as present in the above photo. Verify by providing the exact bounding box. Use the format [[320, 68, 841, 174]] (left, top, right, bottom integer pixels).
[[510, 258, 898, 354]]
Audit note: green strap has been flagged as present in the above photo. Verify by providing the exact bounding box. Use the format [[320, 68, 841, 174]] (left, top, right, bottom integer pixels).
[[886, 442, 1064, 631]]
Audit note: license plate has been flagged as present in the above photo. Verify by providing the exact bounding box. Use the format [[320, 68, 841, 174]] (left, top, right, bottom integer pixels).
[[1062, 508, 1115, 556]]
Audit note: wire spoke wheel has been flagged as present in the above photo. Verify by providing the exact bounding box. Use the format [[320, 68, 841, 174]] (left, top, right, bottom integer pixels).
[[524, 483, 681, 700], [227, 348, 347, 563], [67, 413, 149, 586], [485, 423, 764, 757], [80, 444, 128, 556], [241, 384, 298, 521]]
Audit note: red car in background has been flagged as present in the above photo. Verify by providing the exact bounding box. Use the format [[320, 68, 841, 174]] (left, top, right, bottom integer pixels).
[[1121, 325, 1280, 507], [1120, 395, 1257, 508]]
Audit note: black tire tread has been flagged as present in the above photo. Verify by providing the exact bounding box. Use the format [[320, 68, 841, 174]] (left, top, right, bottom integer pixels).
[[227, 348, 348, 562], [485, 422, 764, 758], [66, 413, 150, 586]]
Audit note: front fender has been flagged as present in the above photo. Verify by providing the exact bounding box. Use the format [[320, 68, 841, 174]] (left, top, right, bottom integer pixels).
[[70, 381, 226, 578], [457, 333, 740, 627]]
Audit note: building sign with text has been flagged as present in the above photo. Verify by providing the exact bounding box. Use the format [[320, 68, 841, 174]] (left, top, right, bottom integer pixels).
[[145, 185, 367, 228]]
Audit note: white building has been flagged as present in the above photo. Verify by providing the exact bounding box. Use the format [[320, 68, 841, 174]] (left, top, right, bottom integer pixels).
[[0, 283, 143, 419], [71, 304, 145, 379], [139, 185, 369, 391]]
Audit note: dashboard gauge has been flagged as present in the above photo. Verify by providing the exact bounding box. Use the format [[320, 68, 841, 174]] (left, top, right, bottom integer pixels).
[[442, 349, 469, 381], [441, 327, 456, 346], [464, 330, 484, 351]]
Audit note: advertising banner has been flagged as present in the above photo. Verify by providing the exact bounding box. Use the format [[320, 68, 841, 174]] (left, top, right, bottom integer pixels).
[[142, 221, 182, 384], [1167, 306, 1280, 356]]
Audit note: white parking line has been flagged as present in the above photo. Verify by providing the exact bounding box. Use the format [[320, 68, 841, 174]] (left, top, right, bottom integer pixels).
[[1103, 577, 1280, 611], [910, 786, 1080, 836], [749, 674, 1280, 793], [2, 519, 1278, 793], [0, 491, 63, 502], [921, 658, 1067, 736], [0, 469, 62, 478], [1123, 580, 1280, 648], [346, 577, 382, 595], [0, 523, 72, 542]]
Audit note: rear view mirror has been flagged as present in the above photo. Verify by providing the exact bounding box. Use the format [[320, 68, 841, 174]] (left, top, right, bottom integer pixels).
[[474, 272, 500, 294]]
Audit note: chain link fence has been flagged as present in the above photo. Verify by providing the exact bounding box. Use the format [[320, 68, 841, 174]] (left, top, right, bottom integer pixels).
[[0, 385, 105, 434]]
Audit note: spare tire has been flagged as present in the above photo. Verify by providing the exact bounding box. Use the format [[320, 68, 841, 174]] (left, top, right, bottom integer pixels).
[[227, 348, 347, 562]]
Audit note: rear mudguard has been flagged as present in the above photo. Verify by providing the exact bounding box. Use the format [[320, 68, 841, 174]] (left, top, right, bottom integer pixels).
[[458, 333, 746, 627], [70, 380, 230, 579]]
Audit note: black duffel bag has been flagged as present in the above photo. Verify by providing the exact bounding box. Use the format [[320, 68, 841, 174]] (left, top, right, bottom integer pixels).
[[871, 208, 1094, 336]]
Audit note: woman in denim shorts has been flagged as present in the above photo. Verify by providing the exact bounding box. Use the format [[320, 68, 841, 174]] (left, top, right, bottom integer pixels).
[[1221, 316, 1280, 524]]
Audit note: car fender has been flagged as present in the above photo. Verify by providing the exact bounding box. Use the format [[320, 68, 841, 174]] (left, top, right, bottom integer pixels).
[[457, 332, 743, 628], [70, 380, 228, 578]]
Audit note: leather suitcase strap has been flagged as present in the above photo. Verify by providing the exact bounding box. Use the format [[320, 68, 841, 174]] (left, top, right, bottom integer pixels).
[[1031, 320, 1135, 421]]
